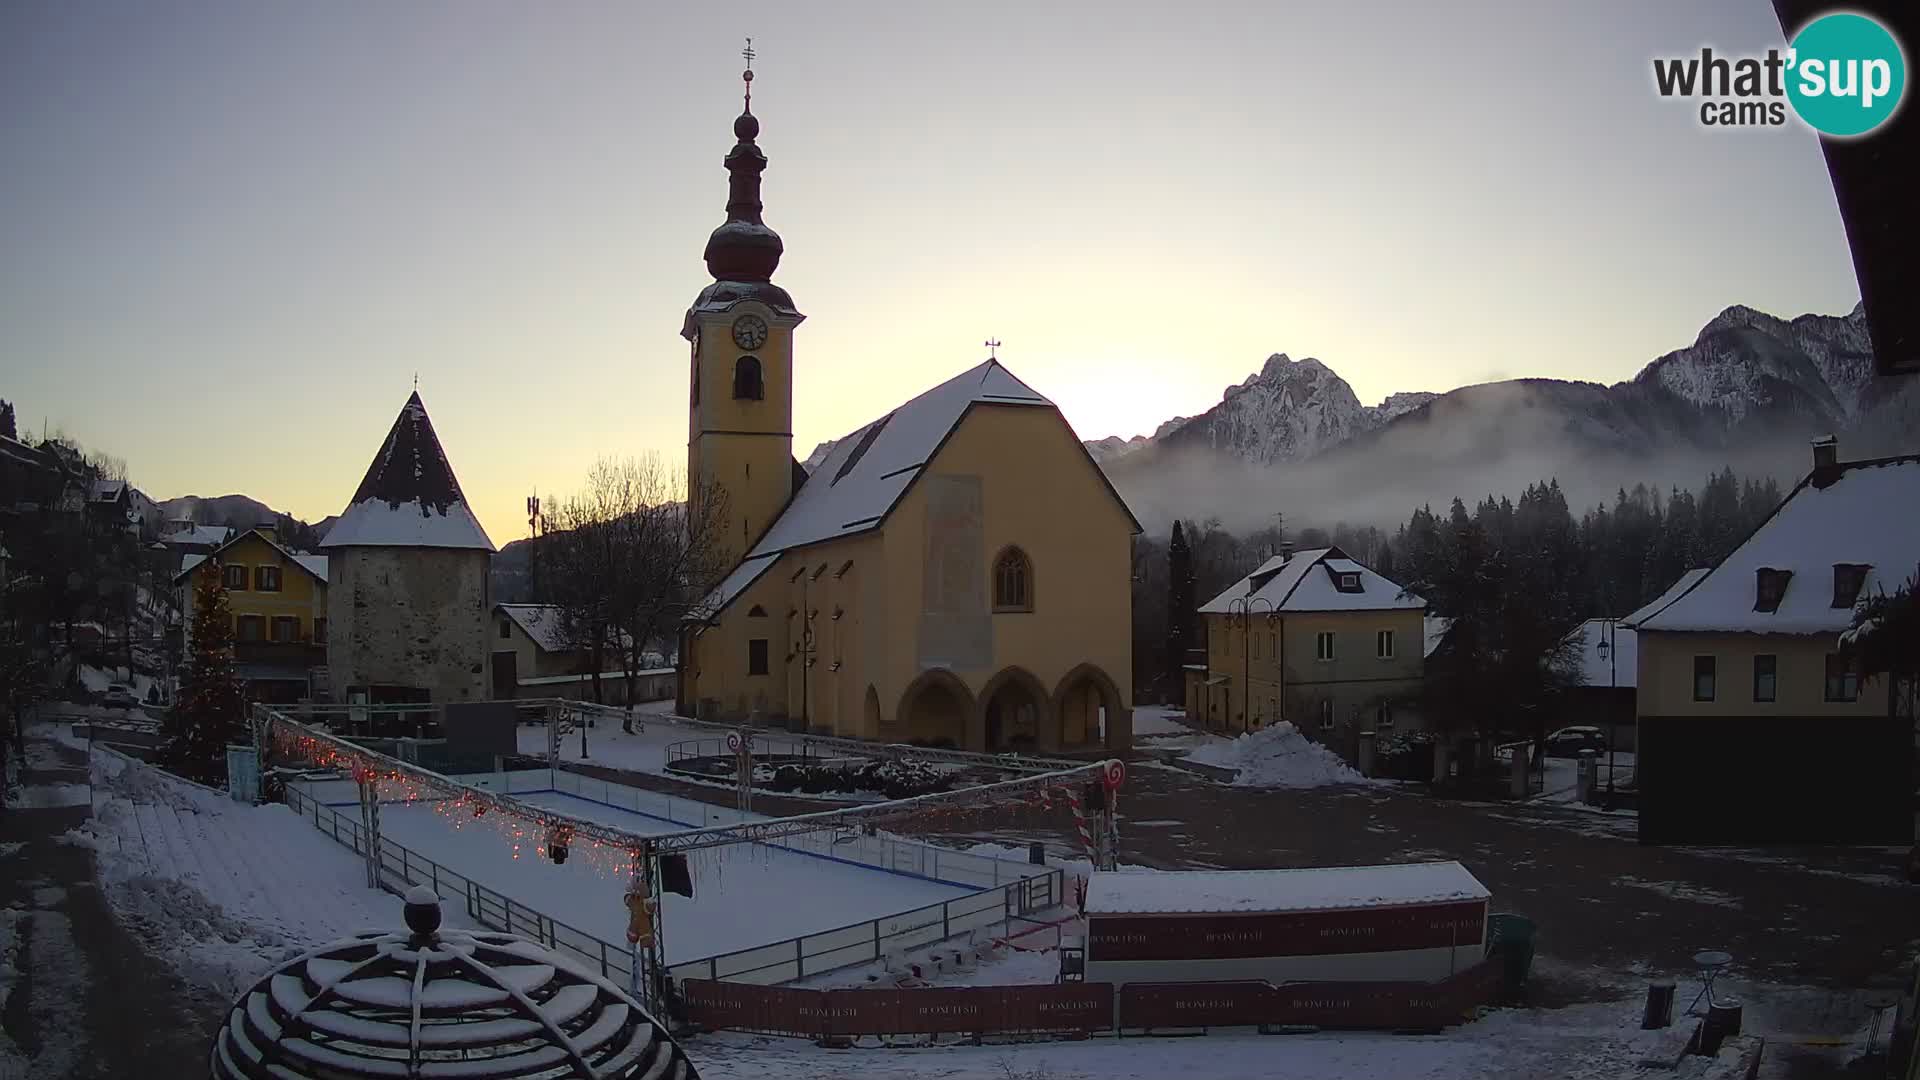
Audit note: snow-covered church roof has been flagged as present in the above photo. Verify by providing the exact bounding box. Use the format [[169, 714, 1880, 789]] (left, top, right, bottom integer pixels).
[[1198, 547, 1424, 614], [320, 392, 495, 552], [1632, 454, 1920, 634], [698, 359, 1138, 616]]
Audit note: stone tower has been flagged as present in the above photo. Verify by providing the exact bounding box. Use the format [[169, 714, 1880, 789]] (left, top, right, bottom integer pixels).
[[321, 391, 495, 705], [683, 60, 806, 566]]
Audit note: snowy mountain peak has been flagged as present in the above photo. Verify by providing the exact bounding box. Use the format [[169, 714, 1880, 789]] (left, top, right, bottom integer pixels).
[[1642, 303, 1873, 424]]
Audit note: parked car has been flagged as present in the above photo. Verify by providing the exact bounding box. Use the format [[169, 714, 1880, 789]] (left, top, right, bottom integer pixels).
[[1544, 726, 1608, 758], [101, 684, 139, 710]]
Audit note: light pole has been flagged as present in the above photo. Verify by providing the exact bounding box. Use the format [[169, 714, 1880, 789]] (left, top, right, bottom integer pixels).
[[1596, 619, 1617, 799], [1227, 596, 1275, 734]]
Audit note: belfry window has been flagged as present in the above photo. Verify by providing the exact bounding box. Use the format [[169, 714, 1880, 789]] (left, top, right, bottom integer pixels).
[[733, 356, 764, 400]]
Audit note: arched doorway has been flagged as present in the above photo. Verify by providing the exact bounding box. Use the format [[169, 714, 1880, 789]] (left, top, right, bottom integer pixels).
[[1053, 663, 1128, 751], [978, 667, 1049, 752], [896, 670, 973, 748], [864, 685, 883, 740]]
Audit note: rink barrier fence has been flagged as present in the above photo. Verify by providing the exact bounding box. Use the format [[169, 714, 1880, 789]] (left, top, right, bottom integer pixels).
[[280, 779, 1061, 989], [680, 959, 1507, 1038]]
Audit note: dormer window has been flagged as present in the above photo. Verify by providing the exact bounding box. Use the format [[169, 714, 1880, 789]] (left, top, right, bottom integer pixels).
[[1831, 564, 1869, 609], [1338, 573, 1361, 592], [1753, 568, 1792, 613]]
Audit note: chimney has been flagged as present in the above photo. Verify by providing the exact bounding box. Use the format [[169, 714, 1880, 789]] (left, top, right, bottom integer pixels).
[[1280, 540, 1294, 562], [1811, 434, 1838, 471]]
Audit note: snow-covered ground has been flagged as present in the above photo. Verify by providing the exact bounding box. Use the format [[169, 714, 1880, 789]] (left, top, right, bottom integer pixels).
[[63, 747, 450, 998], [1184, 723, 1380, 789], [1130, 706, 1191, 738], [363, 789, 975, 965]]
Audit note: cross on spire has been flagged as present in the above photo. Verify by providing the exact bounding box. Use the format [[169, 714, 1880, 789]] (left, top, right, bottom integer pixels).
[[742, 37, 755, 112], [984, 339, 1001, 359]]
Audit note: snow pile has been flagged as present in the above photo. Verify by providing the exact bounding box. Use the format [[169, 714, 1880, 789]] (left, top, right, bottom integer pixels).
[[1184, 723, 1377, 788], [64, 748, 423, 997]]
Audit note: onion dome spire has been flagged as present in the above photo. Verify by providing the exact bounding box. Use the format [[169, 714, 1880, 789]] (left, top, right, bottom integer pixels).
[[703, 38, 783, 283]]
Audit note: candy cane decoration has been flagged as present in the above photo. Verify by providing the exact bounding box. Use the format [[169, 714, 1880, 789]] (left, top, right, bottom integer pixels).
[[1068, 785, 1094, 858]]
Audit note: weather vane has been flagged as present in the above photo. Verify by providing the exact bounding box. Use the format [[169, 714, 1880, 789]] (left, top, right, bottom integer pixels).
[[742, 37, 755, 110], [984, 338, 1001, 359]]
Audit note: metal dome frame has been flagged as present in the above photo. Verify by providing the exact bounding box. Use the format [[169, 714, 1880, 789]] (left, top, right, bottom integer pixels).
[[209, 893, 697, 1080]]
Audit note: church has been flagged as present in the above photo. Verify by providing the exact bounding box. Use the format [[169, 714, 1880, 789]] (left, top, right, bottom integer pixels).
[[676, 64, 1138, 754]]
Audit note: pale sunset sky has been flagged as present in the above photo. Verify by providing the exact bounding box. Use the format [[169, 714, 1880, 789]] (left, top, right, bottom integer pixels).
[[1, 1, 1862, 544]]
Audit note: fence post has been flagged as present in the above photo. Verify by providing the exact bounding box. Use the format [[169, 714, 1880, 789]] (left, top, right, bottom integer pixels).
[[795, 938, 804, 980], [943, 901, 951, 939], [873, 919, 881, 961], [431, 861, 438, 896], [401, 846, 410, 884]]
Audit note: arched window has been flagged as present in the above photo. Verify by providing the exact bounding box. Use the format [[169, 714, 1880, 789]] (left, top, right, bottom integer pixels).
[[733, 355, 764, 400], [993, 546, 1033, 612], [747, 604, 767, 618]]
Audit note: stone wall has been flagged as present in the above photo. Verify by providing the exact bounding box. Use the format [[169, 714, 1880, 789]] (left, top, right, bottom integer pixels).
[[326, 547, 489, 703]]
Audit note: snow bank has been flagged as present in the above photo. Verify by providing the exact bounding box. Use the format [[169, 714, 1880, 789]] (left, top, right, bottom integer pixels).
[[64, 748, 430, 998], [1184, 723, 1378, 788]]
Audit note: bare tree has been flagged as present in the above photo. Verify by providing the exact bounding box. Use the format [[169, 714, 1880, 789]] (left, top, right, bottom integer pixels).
[[540, 456, 731, 732]]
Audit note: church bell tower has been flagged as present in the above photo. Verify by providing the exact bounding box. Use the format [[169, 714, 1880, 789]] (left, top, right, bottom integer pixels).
[[684, 41, 804, 565]]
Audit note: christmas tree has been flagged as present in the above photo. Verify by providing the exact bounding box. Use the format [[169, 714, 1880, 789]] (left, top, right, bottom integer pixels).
[[166, 558, 246, 783]]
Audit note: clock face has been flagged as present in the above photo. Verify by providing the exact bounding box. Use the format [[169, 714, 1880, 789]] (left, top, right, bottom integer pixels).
[[731, 314, 769, 350]]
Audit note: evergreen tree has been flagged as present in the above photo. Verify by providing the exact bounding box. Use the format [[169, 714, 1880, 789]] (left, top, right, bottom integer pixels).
[[166, 559, 246, 783], [1166, 521, 1195, 693], [0, 399, 14, 440], [1841, 568, 1920, 721]]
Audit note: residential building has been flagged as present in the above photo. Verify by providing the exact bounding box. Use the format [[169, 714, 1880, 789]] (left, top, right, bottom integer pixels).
[[175, 528, 329, 702], [1190, 547, 1427, 757], [490, 603, 671, 705], [1626, 439, 1917, 844], [160, 522, 232, 573], [678, 86, 1138, 752], [321, 392, 495, 707]]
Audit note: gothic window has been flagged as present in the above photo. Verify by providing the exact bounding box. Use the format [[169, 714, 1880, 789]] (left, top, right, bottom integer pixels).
[[993, 547, 1033, 612], [733, 355, 764, 400]]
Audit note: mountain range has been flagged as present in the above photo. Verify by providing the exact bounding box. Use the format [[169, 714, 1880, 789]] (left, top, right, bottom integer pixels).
[[1075, 303, 1917, 533]]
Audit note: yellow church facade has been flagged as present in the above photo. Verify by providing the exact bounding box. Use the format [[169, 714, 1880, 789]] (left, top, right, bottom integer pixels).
[[675, 77, 1137, 753]]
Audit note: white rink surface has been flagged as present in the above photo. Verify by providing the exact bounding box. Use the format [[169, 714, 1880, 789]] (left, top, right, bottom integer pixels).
[[365, 790, 972, 964]]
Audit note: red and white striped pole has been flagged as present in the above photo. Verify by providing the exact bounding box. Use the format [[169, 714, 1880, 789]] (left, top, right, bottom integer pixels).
[[1068, 785, 1095, 858]]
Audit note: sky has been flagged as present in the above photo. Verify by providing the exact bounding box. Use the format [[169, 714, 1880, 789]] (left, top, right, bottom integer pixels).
[[0, 0, 1863, 545]]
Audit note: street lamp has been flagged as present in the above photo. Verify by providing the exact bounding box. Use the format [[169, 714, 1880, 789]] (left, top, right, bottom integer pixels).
[[1596, 620, 1617, 799], [1227, 596, 1276, 735]]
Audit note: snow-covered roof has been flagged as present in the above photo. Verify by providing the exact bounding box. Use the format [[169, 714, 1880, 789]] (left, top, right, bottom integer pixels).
[[162, 524, 232, 547], [89, 478, 126, 501], [320, 392, 495, 552], [495, 604, 641, 654], [1561, 618, 1635, 688], [174, 532, 328, 584], [1620, 568, 1710, 628], [1633, 455, 1920, 635], [1085, 862, 1489, 916], [497, 604, 585, 653], [696, 359, 1138, 617], [1199, 547, 1424, 614], [1423, 616, 1454, 658]]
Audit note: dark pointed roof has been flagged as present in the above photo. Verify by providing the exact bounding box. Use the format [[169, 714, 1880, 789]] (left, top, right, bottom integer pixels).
[[320, 392, 495, 551]]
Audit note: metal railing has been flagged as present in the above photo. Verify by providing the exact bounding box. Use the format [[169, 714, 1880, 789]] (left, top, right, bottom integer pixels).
[[282, 783, 641, 985], [280, 774, 1062, 989]]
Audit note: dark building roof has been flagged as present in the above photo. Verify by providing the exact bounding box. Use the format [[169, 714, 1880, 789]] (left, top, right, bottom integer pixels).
[[320, 392, 494, 551], [1773, 0, 1917, 376]]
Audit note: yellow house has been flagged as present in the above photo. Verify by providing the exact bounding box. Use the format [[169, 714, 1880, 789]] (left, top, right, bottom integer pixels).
[[1625, 440, 1917, 844], [1191, 547, 1427, 756], [676, 83, 1138, 753], [176, 527, 329, 702]]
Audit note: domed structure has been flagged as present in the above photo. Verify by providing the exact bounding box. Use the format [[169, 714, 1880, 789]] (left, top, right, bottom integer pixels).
[[210, 888, 696, 1079]]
